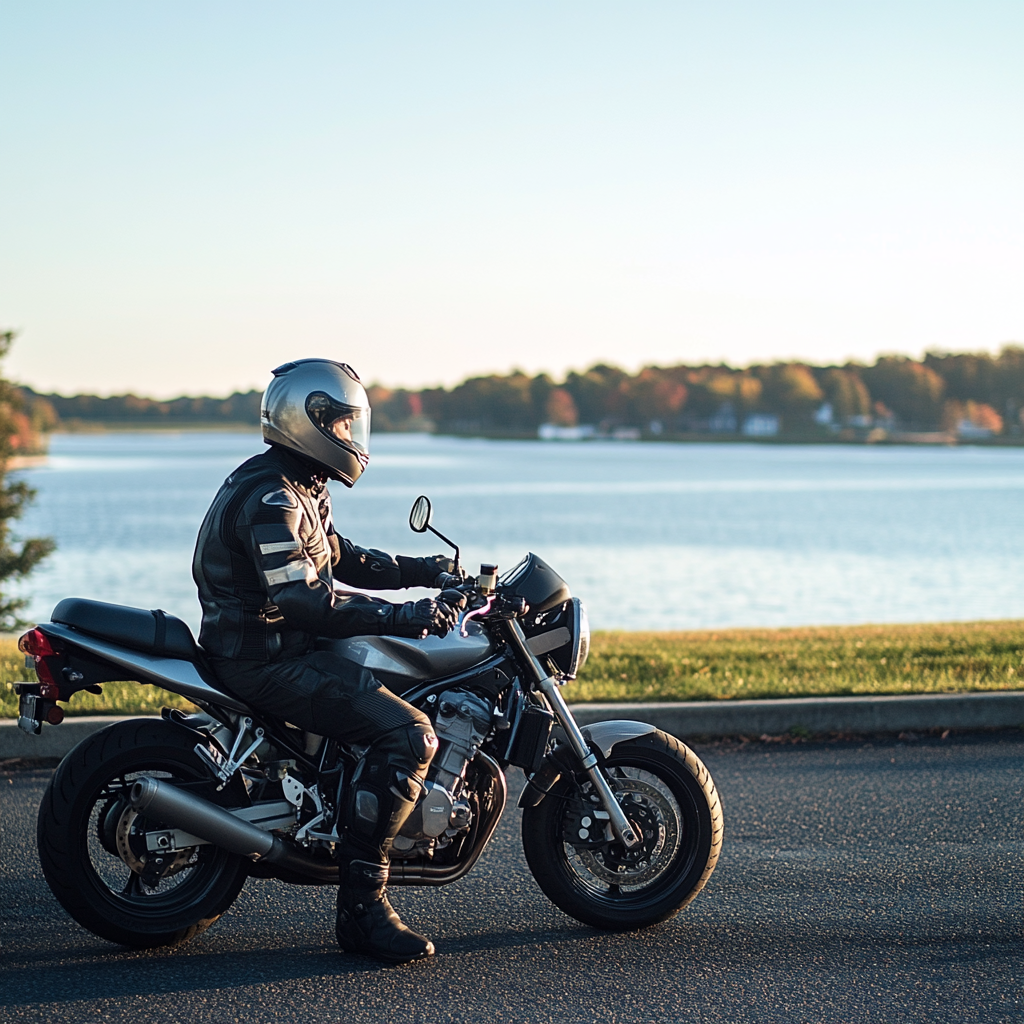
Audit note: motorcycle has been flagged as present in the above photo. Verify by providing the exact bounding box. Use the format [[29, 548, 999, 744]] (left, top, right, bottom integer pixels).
[[16, 495, 723, 949]]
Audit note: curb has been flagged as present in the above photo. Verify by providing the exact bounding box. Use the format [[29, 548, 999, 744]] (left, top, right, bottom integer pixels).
[[570, 691, 1024, 737], [3, 691, 1023, 760]]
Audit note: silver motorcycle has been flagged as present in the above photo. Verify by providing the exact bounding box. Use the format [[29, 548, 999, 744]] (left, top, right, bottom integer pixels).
[[17, 496, 723, 949]]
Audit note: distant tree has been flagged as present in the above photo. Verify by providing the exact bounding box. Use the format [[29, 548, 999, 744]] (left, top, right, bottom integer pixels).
[[442, 373, 535, 432], [821, 367, 871, 422], [563, 364, 631, 425], [529, 373, 556, 425], [544, 388, 578, 427], [753, 364, 824, 422], [923, 351, 999, 403], [0, 331, 56, 629], [624, 368, 688, 427], [861, 357, 945, 427]]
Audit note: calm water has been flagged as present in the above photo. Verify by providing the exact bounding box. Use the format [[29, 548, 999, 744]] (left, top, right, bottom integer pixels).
[[12, 431, 1024, 633]]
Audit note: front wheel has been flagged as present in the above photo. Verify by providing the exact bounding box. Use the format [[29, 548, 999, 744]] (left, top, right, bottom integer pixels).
[[521, 730, 723, 930]]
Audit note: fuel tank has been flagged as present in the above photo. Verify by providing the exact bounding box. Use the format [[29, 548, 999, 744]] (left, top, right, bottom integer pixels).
[[319, 618, 495, 683]]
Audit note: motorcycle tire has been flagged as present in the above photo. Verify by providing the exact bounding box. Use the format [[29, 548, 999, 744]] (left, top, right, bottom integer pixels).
[[37, 717, 248, 949], [521, 730, 723, 930]]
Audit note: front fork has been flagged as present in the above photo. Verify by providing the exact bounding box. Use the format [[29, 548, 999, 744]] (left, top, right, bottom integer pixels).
[[505, 620, 641, 849]]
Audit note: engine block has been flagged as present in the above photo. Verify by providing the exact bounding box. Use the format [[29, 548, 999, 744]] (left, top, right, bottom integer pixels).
[[397, 689, 494, 844]]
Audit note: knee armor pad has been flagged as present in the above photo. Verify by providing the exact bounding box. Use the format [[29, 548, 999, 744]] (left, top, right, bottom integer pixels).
[[340, 724, 436, 850], [404, 722, 439, 772]]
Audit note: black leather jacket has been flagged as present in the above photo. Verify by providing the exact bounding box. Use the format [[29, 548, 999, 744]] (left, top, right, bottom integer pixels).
[[192, 446, 448, 661]]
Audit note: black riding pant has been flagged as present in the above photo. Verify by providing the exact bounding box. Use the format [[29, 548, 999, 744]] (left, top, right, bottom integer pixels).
[[210, 648, 431, 748], [210, 648, 437, 870]]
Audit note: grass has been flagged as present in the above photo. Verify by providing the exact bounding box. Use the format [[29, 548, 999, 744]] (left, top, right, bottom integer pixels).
[[571, 620, 1024, 703], [1, 620, 1021, 717]]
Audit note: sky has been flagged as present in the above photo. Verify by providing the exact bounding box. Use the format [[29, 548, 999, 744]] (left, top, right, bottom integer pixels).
[[1, 1, 1021, 398]]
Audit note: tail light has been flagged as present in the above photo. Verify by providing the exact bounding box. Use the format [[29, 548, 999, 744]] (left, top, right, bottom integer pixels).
[[18, 628, 57, 658], [18, 628, 61, 698]]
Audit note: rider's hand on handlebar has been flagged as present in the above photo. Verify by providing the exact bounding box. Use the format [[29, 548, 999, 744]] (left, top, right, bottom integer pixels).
[[437, 588, 467, 612], [388, 598, 457, 639]]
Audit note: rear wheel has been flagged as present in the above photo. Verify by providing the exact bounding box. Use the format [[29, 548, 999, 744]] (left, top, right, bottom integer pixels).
[[521, 730, 723, 930], [37, 718, 248, 948]]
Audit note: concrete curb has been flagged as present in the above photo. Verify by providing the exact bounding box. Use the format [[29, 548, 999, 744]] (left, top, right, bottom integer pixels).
[[3, 691, 1023, 760], [569, 691, 1024, 737]]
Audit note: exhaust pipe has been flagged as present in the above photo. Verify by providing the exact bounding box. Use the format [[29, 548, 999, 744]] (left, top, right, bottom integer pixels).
[[130, 776, 337, 882]]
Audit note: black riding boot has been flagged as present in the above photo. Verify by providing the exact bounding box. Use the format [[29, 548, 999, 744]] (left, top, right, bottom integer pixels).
[[335, 858, 434, 964], [334, 721, 438, 963]]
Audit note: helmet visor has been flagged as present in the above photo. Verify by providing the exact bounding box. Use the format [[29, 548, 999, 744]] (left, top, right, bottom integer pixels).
[[305, 391, 370, 457]]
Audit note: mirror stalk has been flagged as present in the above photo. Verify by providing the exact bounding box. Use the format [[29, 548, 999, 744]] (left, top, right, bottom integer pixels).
[[427, 525, 460, 575]]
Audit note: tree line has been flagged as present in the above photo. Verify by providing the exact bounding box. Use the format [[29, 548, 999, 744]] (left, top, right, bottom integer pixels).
[[370, 347, 1024, 437], [16, 345, 1024, 441]]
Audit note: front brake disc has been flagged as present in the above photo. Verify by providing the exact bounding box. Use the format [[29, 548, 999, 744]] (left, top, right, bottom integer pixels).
[[574, 779, 680, 886]]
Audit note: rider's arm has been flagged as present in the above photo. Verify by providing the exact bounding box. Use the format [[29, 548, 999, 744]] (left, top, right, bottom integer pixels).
[[241, 488, 397, 638], [240, 488, 445, 639], [330, 535, 452, 591], [319, 493, 452, 589]]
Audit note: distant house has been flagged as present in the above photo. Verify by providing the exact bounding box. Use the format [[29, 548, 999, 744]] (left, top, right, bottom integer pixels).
[[708, 403, 738, 433], [956, 419, 994, 440], [742, 413, 779, 437], [611, 426, 641, 440], [538, 423, 597, 441]]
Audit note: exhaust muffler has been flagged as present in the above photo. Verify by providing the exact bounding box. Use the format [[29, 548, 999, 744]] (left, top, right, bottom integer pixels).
[[130, 776, 337, 882]]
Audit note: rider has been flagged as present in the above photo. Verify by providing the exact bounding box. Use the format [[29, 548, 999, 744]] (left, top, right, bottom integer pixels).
[[192, 358, 461, 964]]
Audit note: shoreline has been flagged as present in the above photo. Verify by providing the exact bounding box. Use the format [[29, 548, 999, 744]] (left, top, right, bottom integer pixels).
[[23, 424, 1024, 447]]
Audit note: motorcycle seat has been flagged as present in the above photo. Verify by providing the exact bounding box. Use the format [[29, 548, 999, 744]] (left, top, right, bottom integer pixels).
[[51, 598, 201, 662]]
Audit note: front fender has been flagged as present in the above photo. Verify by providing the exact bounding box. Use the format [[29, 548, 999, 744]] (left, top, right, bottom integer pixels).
[[582, 720, 658, 758], [518, 720, 659, 809]]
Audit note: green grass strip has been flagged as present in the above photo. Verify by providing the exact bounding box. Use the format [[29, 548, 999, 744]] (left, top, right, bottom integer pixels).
[[572, 620, 1024, 702], [1, 620, 1021, 717]]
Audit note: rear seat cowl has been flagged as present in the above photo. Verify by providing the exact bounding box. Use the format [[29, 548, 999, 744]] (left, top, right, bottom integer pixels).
[[50, 598, 200, 662]]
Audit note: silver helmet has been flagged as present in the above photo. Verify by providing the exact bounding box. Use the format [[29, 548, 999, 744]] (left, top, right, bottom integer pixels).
[[261, 359, 371, 485]]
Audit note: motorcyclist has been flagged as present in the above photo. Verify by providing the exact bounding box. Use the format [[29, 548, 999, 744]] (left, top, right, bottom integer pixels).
[[192, 358, 461, 964]]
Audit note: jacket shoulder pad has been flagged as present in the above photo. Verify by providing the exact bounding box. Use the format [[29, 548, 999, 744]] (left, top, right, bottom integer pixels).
[[261, 488, 299, 508]]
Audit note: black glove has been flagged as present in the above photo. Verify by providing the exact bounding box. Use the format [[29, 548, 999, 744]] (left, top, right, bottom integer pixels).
[[387, 598, 458, 639], [438, 588, 467, 613]]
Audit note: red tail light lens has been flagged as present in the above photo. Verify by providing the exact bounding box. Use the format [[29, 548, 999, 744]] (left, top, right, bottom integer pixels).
[[18, 629, 58, 658], [45, 705, 65, 725], [19, 628, 61, 697]]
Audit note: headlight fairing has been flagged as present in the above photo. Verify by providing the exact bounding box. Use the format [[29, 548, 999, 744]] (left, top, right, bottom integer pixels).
[[522, 596, 590, 681]]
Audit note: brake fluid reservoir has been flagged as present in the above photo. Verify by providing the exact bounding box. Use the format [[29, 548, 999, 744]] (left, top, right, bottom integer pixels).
[[477, 563, 498, 593]]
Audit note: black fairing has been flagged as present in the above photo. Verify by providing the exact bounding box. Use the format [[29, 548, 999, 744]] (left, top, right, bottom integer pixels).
[[499, 553, 570, 614], [521, 601, 577, 677]]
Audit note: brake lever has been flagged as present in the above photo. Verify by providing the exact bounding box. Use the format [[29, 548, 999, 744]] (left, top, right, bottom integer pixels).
[[459, 595, 495, 637]]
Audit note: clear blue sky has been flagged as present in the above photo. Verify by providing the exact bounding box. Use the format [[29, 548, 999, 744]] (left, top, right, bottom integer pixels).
[[2, 1, 1021, 397]]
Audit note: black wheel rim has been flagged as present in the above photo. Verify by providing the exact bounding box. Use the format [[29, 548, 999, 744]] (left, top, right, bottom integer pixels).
[[80, 759, 238, 920]]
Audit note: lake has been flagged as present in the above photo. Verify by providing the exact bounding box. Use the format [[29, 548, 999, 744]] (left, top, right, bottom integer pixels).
[[11, 431, 1024, 633]]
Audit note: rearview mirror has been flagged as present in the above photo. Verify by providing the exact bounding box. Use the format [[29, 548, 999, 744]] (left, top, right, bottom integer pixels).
[[407, 494, 460, 573], [409, 495, 432, 533]]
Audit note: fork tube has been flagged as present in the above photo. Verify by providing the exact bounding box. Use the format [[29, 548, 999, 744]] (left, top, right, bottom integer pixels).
[[505, 620, 640, 848]]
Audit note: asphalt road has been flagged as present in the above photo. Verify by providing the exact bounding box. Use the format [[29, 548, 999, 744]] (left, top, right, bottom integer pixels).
[[2, 732, 1021, 1024]]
